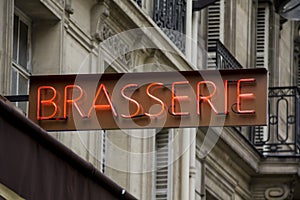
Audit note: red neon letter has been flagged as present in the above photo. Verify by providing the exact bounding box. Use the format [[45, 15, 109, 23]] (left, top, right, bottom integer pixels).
[[88, 84, 117, 117], [171, 81, 190, 116], [121, 84, 141, 118], [64, 85, 86, 118], [145, 82, 165, 117], [37, 86, 58, 120], [197, 81, 219, 115], [224, 80, 228, 114], [237, 78, 255, 114]]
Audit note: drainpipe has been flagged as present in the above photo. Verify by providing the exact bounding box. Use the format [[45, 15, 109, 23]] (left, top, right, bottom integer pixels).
[[200, 157, 206, 199], [192, 11, 201, 67], [189, 128, 197, 200], [181, 128, 190, 200], [186, 0, 193, 62]]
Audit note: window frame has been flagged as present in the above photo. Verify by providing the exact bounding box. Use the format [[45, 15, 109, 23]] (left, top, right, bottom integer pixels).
[[11, 7, 32, 112], [13, 7, 32, 74]]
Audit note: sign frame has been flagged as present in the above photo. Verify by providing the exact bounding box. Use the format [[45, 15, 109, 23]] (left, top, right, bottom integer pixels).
[[29, 68, 268, 131]]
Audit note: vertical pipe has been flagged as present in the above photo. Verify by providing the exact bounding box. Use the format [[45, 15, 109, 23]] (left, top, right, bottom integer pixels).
[[186, 0, 193, 62], [192, 11, 200, 68], [181, 128, 190, 200], [296, 92, 300, 154], [59, 0, 65, 74], [200, 157, 206, 199], [1, 0, 14, 95], [189, 128, 197, 200]]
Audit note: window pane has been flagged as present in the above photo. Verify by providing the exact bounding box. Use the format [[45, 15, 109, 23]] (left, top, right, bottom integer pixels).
[[18, 102, 28, 114], [19, 21, 28, 69], [11, 68, 17, 94], [18, 74, 28, 95], [13, 15, 19, 62]]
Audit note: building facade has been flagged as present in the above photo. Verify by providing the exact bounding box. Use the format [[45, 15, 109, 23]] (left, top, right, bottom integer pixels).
[[1, 0, 300, 199]]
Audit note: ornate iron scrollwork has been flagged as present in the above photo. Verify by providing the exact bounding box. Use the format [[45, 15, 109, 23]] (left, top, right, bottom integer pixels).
[[249, 87, 300, 156], [153, 0, 187, 52]]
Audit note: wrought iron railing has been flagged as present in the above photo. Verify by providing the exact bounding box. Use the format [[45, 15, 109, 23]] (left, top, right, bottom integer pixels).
[[215, 40, 300, 156], [153, 0, 187, 52], [134, 0, 187, 52], [216, 41, 243, 69], [249, 87, 300, 156]]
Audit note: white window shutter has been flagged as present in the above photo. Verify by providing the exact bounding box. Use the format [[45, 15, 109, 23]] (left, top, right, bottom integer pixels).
[[256, 4, 269, 68], [155, 130, 172, 200], [206, 0, 224, 69], [253, 4, 270, 152]]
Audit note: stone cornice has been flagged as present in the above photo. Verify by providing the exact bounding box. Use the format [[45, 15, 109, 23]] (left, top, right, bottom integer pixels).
[[258, 157, 300, 175], [207, 127, 300, 177], [214, 127, 261, 174]]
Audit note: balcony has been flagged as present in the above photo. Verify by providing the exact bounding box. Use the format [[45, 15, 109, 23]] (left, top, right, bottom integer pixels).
[[216, 40, 300, 157], [249, 87, 300, 156], [153, 0, 187, 52]]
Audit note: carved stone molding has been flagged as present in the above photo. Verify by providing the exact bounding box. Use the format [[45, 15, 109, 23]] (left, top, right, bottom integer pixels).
[[189, 166, 197, 177], [130, 51, 145, 70], [97, 23, 132, 67], [144, 49, 161, 63], [65, 0, 74, 14], [98, 23, 115, 42], [265, 185, 291, 200], [91, 0, 132, 68], [100, 32, 132, 67], [91, 0, 110, 42]]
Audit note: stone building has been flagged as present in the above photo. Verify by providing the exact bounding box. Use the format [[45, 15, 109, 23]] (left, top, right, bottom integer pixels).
[[0, 0, 300, 199]]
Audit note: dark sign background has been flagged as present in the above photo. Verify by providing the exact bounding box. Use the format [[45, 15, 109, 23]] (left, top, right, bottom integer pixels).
[[29, 69, 268, 131]]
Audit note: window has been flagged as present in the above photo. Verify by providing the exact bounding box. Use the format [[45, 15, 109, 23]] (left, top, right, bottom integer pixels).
[[12, 8, 31, 113], [255, 3, 269, 68], [155, 129, 173, 200], [206, 0, 224, 69]]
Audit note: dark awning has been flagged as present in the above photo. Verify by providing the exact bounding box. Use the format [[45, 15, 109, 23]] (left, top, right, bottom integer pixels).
[[192, 0, 218, 11], [0, 97, 136, 200]]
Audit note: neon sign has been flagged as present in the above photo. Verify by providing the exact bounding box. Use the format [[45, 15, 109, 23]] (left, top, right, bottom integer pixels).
[[29, 69, 268, 131]]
